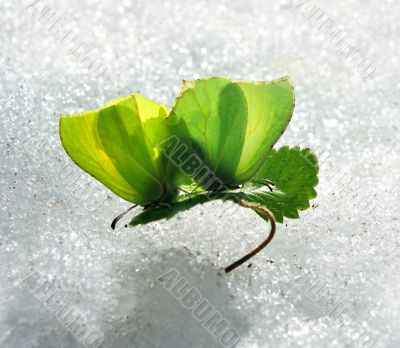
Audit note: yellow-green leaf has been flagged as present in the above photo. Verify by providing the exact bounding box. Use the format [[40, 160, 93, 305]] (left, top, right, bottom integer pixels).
[[59, 93, 176, 205]]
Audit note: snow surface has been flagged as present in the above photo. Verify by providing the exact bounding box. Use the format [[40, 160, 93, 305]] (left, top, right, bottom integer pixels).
[[1, 0, 399, 347]]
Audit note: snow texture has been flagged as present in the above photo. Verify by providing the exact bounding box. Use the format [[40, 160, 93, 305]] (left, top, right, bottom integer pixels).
[[0, 0, 399, 347]]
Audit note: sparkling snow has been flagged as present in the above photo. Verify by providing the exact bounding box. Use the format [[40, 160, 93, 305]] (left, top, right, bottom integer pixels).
[[1, 0, 399, 347]]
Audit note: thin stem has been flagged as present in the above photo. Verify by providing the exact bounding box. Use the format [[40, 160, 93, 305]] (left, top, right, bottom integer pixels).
[[111, 204, 138, 230], [224, 200, 276, 273], [250, 179, 274, 192]]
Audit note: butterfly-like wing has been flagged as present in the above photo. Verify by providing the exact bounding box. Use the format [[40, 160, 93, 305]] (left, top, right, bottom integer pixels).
[[168, 76, 294, 186], [169, 77, 248, 184], [234, 77, 295, 183], [59, 94, 172, 205]]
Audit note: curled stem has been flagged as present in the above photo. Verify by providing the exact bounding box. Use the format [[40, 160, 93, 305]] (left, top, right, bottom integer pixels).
[[224, 200, 276, 273], [111, 204, 138, 230], [250, 179, 274, 192]]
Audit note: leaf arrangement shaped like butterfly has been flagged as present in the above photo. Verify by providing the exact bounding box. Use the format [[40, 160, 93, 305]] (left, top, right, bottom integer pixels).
[[60, 76, 319, 273]]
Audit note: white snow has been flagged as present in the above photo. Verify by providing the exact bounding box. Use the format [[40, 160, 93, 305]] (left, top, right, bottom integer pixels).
[[1, 0, 399, 347]]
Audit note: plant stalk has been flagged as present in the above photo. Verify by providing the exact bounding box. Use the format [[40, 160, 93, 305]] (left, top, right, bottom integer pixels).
[[224, 200, 276, 273]]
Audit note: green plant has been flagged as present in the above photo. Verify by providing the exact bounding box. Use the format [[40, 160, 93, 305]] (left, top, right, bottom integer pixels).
[[59, 76, 319, 273]]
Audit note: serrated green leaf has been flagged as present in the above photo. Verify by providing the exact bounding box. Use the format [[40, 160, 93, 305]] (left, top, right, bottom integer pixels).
[[240, 146, 319, 222]]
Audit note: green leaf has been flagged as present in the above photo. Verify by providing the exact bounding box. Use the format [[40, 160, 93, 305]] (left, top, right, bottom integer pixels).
[[129, 146, 318, 226], [241, 146, 319, 222], [59, 93, 178, 205], [168, 76, 295, 186], [233, 79, 295, 183], [129, 192, 213, 227]]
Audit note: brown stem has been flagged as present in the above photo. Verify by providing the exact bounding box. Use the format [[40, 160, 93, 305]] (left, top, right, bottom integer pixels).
[[224, 200, 276, 273], [111, 204, 138, 230]]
